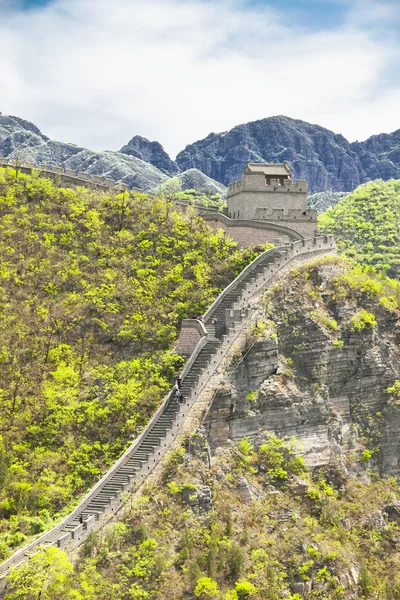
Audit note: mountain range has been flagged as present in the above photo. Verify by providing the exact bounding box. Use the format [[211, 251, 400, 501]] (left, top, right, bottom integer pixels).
[[1, 112, 400, 196]]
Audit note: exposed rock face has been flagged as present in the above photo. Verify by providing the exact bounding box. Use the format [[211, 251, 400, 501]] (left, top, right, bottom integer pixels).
[[119, 135, 180, 175], [0, 114, 48, 141], [205, 262, 400, 476], [352, 129, 400, 182], [176, 116, 365, 194]]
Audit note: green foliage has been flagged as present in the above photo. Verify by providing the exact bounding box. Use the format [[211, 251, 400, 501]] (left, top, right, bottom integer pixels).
[[258, 434, 306, 481], [194, 576, 220, 598], [245, 391, 257, 403], [387, 380, 400, 398], [233, 581, 257, 599], [350, 308, 377, 331], [6, 547, 75, 599], [332, 339, 344, 348], [0, 168, 252, 553], [238, 437, 253, 457], [318, 179, 400, 276]]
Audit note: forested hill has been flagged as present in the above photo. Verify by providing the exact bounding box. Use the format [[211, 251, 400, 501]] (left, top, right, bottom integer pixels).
[[319, 179, 400, 277], [0, 167, 255, 561]]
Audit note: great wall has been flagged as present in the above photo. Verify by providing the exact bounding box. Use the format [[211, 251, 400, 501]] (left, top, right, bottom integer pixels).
[[0, 159, 336, 593], [0, 233, 336, 594]]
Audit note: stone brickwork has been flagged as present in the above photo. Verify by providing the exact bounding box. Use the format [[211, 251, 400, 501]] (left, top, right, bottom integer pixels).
[[199, 211, 309, 247], [220, 162, 317, 245], [175, 319, 206, 357]]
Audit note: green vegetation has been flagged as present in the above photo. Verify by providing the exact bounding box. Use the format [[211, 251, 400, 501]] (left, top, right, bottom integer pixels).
[[319, 179, 400, 276], [6, 433, 400, 599], [156, 176, 226, 210], [307, 191, 348, 214], [0, 167, 254, 556]]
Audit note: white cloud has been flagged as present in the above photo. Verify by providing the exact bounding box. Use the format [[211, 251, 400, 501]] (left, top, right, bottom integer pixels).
[[0, 0, 399, 156]]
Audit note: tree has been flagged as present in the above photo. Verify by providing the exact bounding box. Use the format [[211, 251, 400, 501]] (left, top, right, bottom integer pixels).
[[6, 546, 78, 600]]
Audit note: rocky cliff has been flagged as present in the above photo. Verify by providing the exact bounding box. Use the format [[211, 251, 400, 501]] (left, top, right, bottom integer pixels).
[[205, 258, 400, 477]]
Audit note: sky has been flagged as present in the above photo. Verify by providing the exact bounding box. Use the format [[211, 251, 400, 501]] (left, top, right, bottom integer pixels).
[[1, 0, 400, 157]]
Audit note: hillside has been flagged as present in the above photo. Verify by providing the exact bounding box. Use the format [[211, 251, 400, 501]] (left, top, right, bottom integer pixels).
[[318, 179, 400, 277], [5, 258, 400, 599], [0, 167, 256, 561]]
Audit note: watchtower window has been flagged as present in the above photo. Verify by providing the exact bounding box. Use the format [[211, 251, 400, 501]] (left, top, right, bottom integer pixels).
[[280, 178, 284, 186], [265, 177, 271, 185]]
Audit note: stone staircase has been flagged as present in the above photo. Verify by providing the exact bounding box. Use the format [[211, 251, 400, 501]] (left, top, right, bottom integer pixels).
[[0, 235, 336, 594]]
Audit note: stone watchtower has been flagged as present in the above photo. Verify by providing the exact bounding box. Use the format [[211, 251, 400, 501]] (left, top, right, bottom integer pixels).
[[227, 162, 316, 229], [199, 162, 318, 247]]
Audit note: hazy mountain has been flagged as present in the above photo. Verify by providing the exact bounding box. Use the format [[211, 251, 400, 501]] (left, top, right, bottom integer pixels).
[[0, 114, 168, 191], [173, 168, 226, 196]]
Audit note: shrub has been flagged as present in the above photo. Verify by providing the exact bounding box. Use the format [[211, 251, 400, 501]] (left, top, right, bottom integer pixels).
[[234, 581, 257, 599], [238, 437, 253, 457], [194, 576, 220, 598], [387, 381, 400, 399], [350, 309, 377, 331], [333, 339, 344, 348]]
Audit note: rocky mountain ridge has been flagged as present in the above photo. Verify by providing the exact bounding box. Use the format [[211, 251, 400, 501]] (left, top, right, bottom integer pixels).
[[1, 112, 400, 196], [176, 116, 400, 194]]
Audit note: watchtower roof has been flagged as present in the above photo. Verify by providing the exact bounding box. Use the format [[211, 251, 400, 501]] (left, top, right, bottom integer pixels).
[[244, 162, 292, 177]]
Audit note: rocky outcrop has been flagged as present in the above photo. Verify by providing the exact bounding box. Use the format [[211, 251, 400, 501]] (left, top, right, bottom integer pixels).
[[0, 114, 48, 142], [204, 261, 400, 476], [119, 135, 180, 176]]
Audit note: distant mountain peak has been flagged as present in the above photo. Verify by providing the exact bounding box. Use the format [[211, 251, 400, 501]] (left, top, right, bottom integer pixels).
[[119, 135, 180, 176]]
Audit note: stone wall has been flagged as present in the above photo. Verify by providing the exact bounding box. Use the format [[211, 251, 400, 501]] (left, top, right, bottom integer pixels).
[[201, 212, 317, 247], [228, 191, 308, 220]]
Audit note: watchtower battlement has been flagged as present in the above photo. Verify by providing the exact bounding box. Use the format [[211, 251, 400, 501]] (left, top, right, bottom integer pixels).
[[227, 162, 312, 222]]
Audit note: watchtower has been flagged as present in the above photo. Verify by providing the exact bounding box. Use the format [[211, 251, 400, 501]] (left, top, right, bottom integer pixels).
[[227, 162, 309, 221]]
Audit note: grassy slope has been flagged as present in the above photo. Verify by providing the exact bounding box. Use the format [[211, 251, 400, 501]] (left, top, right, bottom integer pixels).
[[318, 179, 400, 276], [0, 168, 258, 559]]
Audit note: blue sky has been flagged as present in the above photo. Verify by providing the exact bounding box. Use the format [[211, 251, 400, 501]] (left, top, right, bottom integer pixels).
[[1, 0, 400, 156]]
